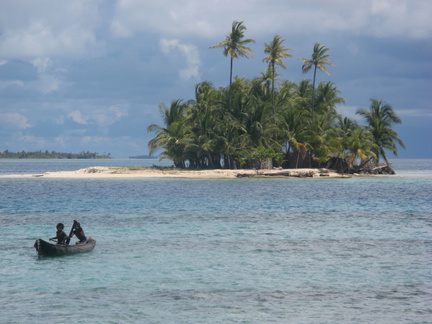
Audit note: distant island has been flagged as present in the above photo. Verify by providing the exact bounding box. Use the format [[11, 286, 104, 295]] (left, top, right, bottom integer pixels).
[[129, 155, 155, 159], [0, 150, 111, 159]]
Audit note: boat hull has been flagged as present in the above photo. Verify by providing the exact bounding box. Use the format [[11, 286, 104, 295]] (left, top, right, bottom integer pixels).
[[34, 237, 96, 257]]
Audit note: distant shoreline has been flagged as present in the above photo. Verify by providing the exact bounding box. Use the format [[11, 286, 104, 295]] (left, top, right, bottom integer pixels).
[[0, 150, 111, 159], [2, 166, 352, 179]]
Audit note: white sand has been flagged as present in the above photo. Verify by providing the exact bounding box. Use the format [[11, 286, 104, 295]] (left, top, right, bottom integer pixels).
[[2, 166, 351, 179]]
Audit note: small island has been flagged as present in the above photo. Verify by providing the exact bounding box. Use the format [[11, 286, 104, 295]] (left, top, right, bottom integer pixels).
[[0, 150, 111, 159], [146, 22, 405, 176], [129, 155, 154, 159]]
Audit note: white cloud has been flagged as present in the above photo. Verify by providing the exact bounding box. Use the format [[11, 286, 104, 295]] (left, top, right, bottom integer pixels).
[[160, 39, 201, 80], [109, 0, 432, 40], [110, 0, 218, 38], [396, 109, 432, 118], [68, 111, 88, 125], [0, 1, 105, 59], [30, 57, 63, 93], [17, 135, 47, 147], [1, 1, 430, 63], [109, 105, 128, 118], [0, 57, 63, 94], [110, 19, 132, 38], [35, 74, 61, 94], [0, 58, 62, 94], [336, 105, 362, 121], [55, 137, 65, 146], [337, 106, 432, 122], [32, 57, 52, 73], [0, 21, 102, 59], [67, 106, 128, 127], [0, 80, 24, 89], [0, 113, 31, 129], [93, 105, 129, 126], [0, 2, 104, 95], [364, 0, 431, 39], [81, 136, 108, 145]]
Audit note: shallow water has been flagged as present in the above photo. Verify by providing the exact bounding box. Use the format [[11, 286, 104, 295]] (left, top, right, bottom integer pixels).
[[0, 159, 431, 323]]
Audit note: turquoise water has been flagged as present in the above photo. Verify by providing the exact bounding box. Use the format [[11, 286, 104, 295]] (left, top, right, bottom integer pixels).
[[0, 159, 431, 323]]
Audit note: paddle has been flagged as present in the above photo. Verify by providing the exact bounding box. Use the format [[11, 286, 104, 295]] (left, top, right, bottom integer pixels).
[[65, 220, 77, 245]]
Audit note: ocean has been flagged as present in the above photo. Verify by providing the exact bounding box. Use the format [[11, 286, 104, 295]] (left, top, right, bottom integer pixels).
[[0, 159, 431, 323]]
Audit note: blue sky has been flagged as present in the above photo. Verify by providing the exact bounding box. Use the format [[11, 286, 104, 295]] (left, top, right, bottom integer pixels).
[[0, 0, 431, 158]]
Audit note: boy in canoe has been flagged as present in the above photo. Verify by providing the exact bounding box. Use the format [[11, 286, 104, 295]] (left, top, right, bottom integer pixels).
[[70, 221, 87, 244], [49, 223, 68, 244]]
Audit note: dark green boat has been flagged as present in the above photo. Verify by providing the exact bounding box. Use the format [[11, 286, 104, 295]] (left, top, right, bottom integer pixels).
[[34, 237, 96, 257]]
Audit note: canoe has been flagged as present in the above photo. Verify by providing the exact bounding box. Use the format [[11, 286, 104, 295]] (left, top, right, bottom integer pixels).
[[34, 236, 96, 257]]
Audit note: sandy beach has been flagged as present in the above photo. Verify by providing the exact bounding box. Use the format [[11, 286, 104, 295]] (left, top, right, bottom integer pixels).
[[2, 166, 351, 179]]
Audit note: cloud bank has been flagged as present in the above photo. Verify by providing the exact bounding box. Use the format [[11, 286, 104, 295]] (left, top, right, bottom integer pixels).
[[0, 0, 430, 158]]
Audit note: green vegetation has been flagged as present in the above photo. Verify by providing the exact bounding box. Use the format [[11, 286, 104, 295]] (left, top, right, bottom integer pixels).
[[263, 35, 293, 115], [0, 150, 111, 159], [356, 99, 405, 169], [129, 155, 153, 159], [210, 21, 255, 110], [300, 42, 335, 116], [148, 21, 405, 173]]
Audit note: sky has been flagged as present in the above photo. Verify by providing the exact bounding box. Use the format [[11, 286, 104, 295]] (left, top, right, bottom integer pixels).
[[0, 0, 431, 159]]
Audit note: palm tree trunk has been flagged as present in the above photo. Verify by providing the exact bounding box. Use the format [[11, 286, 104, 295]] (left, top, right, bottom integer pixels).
[[380, 148, 392, 170], [228, 57, 233, 109], [312, 64, 317, 115], [207, 152, 215, 168], [271, 62, 275, 115], [358, 156, 373, 170]]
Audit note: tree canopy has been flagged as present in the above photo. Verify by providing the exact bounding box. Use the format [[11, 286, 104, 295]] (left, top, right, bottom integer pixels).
[[148, 22, 405, 173], [210, 21, 255, 109]]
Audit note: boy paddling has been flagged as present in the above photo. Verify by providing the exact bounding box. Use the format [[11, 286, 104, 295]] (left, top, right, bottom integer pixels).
[[69, 221, 87, 244], [49, 223, 68, 244]]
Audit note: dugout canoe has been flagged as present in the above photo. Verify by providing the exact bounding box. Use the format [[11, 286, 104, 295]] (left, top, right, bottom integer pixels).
[[34, 237, 96, 257]]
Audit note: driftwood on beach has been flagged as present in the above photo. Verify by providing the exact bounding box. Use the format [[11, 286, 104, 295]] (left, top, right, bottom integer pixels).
[[372, 165, 396, 175], [237, 171, 310, 178], [236, 169, 349, 178]]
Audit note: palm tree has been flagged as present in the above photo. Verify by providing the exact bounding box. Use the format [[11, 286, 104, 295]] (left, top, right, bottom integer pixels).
[[315, 81, 346, 114], [305, 112, 342, 167], [337, 116, 358, 135], [258, 66, 273, 96], [300, 43, 334, 114], [210, 21, 255, 109], [356, 99, 406, 170], [186, 82, 224, 168], [147, 100, 190, 168], [295, 79, 313, 108], [279, 95, 310, 168], [342, 126, 378, 171], [262, 35, 293, 114]]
